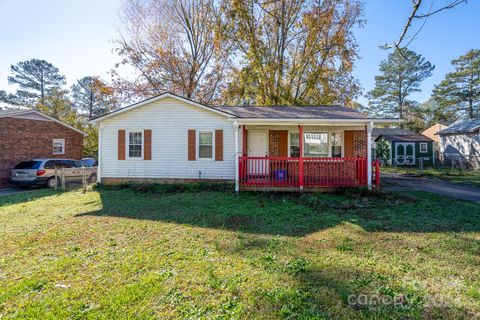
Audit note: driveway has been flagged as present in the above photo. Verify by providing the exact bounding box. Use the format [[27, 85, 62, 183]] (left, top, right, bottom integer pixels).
[[382, 173, 480, 203], [0, 188, 35, 197]]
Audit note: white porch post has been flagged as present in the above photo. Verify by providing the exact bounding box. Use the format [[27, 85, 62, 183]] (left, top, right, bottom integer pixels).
[[234, 121, 240, 193], [97, 122, 102, 184], [367, 121, 373, 189]]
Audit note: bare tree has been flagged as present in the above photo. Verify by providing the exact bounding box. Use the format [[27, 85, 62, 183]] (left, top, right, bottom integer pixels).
[[383, 0, 467, 52], [115, 0, 231, 104]]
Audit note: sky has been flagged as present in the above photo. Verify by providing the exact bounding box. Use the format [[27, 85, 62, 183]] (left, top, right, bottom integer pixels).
[[0, 0, 479, 106]]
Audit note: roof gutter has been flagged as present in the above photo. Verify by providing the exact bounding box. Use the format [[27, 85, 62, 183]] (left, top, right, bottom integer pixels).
[[229, 118, 402, 125]]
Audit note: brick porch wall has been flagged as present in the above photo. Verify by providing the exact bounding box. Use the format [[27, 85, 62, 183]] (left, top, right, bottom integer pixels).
[[0, 117, 84, 187], [352, 130, 367, 158]]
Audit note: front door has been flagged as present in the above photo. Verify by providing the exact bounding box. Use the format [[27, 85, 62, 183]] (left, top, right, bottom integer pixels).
[[248, 131, 269, 175], [396, 142, 415, 165]]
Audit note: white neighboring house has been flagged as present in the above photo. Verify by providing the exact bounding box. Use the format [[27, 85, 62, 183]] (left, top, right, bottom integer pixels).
[[437, 119, 480, 169], [90, 92, 398, 191]]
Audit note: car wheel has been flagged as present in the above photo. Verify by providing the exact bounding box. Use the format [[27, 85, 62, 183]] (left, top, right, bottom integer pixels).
[[47, 177, 59, 188], [87, 173, 97, 183]]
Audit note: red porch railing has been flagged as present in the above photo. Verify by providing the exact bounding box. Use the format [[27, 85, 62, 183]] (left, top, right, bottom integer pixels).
[[239, 156, 370, 188], [373, 159, 381, 188]]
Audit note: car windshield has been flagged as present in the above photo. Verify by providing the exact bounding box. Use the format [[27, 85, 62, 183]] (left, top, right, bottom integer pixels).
[[14, 161, 42, 169], [82, 159, 96, 167]]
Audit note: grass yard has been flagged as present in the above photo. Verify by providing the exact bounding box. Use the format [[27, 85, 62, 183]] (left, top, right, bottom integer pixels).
[[382, 165, 480, 187], [1, 185, 480, 319]]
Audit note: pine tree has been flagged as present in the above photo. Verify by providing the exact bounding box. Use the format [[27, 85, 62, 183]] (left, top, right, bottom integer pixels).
[[432, 49, 480, 119], [7, 59, 66, 106], [71, 76, 117, 118], [367, 49, 434, 126]]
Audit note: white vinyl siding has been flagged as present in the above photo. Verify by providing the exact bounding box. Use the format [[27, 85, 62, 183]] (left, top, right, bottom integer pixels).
[[99, 97, 236, 180]]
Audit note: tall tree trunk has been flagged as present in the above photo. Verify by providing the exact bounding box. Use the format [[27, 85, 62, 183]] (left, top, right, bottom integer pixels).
[[468, 98, 474, 119], [398, 87, 404, 128], [89, 88, 94, 118], [399, 103, 404, 128], [40, 71, 44, 105]]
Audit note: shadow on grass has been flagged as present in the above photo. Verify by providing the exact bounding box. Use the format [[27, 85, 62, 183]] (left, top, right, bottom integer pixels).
[[0, 188, 63, 207], [74, 184, 480, 236]]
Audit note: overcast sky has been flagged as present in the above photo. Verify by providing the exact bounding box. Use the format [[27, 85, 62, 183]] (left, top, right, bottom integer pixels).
[[1, 0, 479, 106]]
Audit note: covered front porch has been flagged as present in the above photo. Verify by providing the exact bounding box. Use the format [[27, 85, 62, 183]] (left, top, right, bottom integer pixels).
[[234, 122, 380, 191]]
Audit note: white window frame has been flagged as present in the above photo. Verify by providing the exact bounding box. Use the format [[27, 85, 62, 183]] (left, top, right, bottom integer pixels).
[[303, 132, 329, 158], [127, 130, 144, 159], [197, 131, 215, 160], [52, 139, 65, 155], [289, 129, 344, 158], [419, 142, 428, 153], [329, 131, 344, 158], [288, 131, 300, 157]]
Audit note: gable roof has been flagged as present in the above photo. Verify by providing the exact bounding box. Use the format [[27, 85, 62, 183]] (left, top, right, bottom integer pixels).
[[90, 92, 236, 123], [90, 92, 400, 124], [375, 129, 433, 142], [372, 128, 415, 140], [211, 105, 374, 119], [0, 109, 28, 116], [0, 109, 87, 136], [436, 118, 480, 135]]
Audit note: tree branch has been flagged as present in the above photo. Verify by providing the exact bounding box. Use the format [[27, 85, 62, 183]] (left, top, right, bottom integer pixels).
[[381, 0, 467, 52]]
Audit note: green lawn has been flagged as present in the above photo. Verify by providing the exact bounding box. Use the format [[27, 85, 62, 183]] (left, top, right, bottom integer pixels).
[[1, 185, 480, 319], [382, 165, 480, 187]]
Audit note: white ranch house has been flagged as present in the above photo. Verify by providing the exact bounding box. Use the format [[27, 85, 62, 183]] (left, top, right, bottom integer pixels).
[[91, 93, 398, 191]]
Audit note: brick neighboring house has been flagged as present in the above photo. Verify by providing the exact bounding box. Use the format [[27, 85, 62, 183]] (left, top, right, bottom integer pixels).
[[0, 109, 87, 187], [421, 122, 449, 161]]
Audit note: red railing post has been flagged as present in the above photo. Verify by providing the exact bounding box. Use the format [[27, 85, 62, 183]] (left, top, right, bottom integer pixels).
[[239, 157, 243, 186], [375, 159, 380, 188], [299, 125, 304, 190]]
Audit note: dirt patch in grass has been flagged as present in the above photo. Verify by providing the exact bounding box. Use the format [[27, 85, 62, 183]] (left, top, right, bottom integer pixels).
[[224, 215, 254, 229]]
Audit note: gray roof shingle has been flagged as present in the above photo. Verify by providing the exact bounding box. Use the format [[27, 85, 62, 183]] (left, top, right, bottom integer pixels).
[[211, 105, 369, 119], [372, 128, 415, 140], [90, 92, 400, 122], [437, 118, 480, 135], [373, 128, 433, 142], [377, 134, 433, 142], [0, 109, 24, 115]]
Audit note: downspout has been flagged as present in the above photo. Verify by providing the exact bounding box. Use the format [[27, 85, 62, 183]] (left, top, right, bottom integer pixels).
[[367, 121, 373, 189], [299, 125, 304, 191], [97, 121, 102, 184]]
